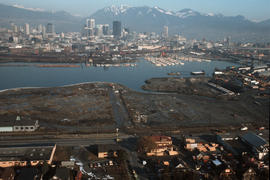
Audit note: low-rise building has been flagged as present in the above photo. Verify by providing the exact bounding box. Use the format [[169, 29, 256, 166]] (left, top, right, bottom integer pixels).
[[98, 144, 120, 158], [0, 143, 56, 168], [147, 136, 178, 156], [240, 132, 269, 160], [0, 115, 39, 132]]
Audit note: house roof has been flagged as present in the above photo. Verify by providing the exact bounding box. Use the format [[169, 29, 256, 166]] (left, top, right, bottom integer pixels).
[[0, 115, 36, 127], [150, 136, 171, 142], [241, 132, 268, 149], [16, 167, 39, 180], [0, 167, 15, 178], [54, 167, 70, 179], [98, 144, 120, 153], [212, 159, 222, 166], [0, 143, 56, 161]]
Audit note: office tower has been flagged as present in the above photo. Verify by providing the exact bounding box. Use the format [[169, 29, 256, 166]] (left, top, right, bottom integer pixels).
[[12, 24, 18, 33], [46, 23, 54, 34], [113, 21, 121, 38], [25, 23, 30, 35], [163, 26, 168, 38], [95, 25, 103, 37], [86, 19, 95, 29], [102, 24, 109, 35], [38, 24, 43, 33], [83, 27, 94, 37], [42, 25, 47, 38]]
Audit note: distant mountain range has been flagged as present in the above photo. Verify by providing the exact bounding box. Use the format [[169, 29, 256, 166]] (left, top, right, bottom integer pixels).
[[0, 3, 82, 32], [1, 4, 270, 42], [89, 5, 270, 42]]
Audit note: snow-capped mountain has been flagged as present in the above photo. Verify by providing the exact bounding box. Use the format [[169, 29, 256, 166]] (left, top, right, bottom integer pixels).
[[103, 5, 130, 15], [0, 3, 269, 41], [89, 5, 270, 42]]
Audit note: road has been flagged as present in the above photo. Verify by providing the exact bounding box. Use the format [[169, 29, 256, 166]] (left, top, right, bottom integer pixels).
[[0, 133, 134, 146], [107, 85, 131, 128]]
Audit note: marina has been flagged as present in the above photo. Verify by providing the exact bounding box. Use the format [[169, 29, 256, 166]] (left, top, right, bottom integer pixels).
[[144, 56, 185, 66]]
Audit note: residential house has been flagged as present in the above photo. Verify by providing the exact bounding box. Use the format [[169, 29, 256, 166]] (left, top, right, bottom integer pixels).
[[242, 168, 257, 180], [97, 144, 120, 158], [0, 167, 15, 180], [147, 136, 178, 156]]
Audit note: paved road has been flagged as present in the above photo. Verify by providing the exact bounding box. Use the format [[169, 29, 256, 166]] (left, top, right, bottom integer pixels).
[[0, 138, 116, 146], [0, 133, 134, 146], [107, 85, 131, 128]]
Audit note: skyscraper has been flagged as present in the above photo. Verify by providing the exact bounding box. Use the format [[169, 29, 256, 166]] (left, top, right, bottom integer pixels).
[[95, 25, 103, 37], [25, 23, 30, 35], [102, 24, 109, 35], [113, 21, 121, 38], [46, 23, 54, 34], [86, 19, 95, 29], [42, 25, 46, 37], [11, 23, 18, 33], [38, 24, 43, 33], [163, 26, 168, 38]]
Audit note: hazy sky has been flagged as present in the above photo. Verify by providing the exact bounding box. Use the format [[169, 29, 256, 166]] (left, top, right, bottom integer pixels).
[[0, 0, 269, 21]]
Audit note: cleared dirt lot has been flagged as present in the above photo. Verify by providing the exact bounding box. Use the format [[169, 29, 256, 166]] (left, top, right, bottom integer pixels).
[[0, 79, 268, 134], [0, 83, 115, 132], [124, 77, 269, 131]]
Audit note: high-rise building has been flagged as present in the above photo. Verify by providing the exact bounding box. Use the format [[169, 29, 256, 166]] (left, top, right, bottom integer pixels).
[[42, 26, 46, 37], [11, 24, 18, 33], [113, 21, 121, 38], [86, 19, 95, 29], [82, 26, 94, 37], [163, 26, 168, 38], [25, 23, 30, 35], [95, 25, 103, 37], [38, 24, 43, 33], [102, 24, 109, 35], [46, 23, 54, 34]]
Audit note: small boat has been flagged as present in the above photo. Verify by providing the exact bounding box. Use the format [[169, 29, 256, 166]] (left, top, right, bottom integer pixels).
[[168, 72, 181, 76], [191, 70, 205, 75]]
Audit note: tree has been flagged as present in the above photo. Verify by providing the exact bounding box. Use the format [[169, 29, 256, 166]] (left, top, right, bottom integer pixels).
[[117, 149, 128, 162], [137, 136, 157, 153]]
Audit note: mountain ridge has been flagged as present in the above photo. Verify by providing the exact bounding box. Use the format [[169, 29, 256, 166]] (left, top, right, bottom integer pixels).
[[89, 5, 270, 42], [0, 3, 269, 42], [0, 3, 83, 32]]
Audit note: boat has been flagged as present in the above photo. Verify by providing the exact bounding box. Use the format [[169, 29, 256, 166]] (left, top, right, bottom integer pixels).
[[191, 70, 205, 75], [168, 72, 181, 76], [37, 64, 80, 68]]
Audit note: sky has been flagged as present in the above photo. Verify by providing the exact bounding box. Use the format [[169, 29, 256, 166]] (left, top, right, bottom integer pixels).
[[0, 0, 269, 21]]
